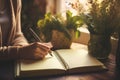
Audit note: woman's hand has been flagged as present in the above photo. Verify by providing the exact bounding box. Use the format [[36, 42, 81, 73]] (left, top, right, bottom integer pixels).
[[19, 42, 53, 60]]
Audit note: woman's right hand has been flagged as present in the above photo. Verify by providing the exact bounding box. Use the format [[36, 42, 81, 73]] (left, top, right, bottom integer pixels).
[[19, 42, 53, 60]]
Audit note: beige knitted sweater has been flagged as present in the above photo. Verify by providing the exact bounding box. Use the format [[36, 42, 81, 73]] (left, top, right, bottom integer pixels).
[[0, 0, 28, 61]]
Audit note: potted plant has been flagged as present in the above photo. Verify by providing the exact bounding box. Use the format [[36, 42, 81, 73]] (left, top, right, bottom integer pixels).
[[37, 10, 83, 50], [80, 0, 120, 59]]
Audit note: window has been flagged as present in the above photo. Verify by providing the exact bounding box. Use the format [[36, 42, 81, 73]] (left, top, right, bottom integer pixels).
[[55, 0, 88, 14], [54, 0, 118, 51]]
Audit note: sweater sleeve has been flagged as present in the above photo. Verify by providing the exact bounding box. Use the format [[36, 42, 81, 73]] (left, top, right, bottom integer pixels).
[[0, 0, 28, 61], [12, 0, 28, 46]]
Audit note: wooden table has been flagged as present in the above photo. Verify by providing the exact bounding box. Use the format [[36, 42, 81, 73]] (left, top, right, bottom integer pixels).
[[0, 45, 119, 80]]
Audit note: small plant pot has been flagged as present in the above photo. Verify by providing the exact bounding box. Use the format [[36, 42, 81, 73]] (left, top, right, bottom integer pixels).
[[88, 33, 111, 59], [51, 30, 74, 50]]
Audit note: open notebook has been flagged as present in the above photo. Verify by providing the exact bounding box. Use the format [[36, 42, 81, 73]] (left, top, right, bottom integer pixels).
[[15, 43, 106, 77]]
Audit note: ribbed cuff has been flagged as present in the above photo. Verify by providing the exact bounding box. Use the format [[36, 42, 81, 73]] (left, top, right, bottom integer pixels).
[[7, 46, 20, 60]]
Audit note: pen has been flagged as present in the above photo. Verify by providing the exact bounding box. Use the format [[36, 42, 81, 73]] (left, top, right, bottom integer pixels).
[[28, 27, 53, 56]]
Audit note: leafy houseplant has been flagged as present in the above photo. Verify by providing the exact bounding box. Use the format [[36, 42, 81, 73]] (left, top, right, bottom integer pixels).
[[80, 0, 120, 59], [81, 0, 120, 35], [37, 10, 83, 49]]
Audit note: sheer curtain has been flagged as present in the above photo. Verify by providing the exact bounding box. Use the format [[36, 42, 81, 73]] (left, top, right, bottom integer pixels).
[[46, 0, 56, 14]]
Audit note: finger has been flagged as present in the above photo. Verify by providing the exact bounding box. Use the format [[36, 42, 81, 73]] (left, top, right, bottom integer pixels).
[[37, 44, 51, 53], [32, 42, 49, 51], [48, 50, 52, 54], [33, 42, 51, 55], [34, 47, 48, 55], [37, 42, 52, 49], [42, 42, 53, 48], [38, 48, 49, 55], [34, 52, 45, 59], [32, 42, 48, 48]]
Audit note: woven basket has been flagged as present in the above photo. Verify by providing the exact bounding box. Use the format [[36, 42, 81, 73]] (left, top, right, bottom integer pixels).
[[51, 30, 74, 50]]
